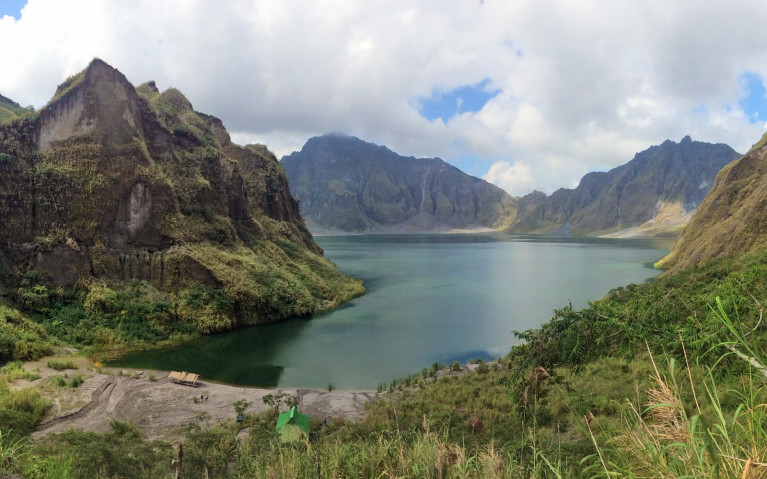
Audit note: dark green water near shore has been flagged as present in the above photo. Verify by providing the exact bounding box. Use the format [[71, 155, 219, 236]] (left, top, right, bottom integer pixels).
[[111, 234, 671, 389]]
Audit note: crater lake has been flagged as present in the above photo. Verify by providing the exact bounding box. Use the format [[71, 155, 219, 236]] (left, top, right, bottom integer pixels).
[[110, 233, 671, 389]]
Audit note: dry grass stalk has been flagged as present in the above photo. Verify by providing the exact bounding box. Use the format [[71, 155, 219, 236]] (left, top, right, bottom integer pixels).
[[741, 457, 753, 479], [645, 375, 689, 443], [604, 346, 691, 475], [434, 442, 450, 479], [478, 442, 503, 476], [585, 412, 611, 477], [645, 342, 689, 443], [679, 330, 702, 415]]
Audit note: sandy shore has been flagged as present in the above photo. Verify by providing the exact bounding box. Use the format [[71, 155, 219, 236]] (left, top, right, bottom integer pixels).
[[15, 356, 381, 441]]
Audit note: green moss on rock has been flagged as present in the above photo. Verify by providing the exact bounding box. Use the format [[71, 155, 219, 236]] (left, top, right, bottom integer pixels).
[[0, 59, 363, 348]]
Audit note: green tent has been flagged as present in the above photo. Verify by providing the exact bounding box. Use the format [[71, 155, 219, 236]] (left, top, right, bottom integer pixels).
[[275, 406, 311, 443]]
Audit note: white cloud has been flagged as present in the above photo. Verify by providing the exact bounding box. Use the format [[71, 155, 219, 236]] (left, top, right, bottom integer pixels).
[[2, 0, 767, 195], [483, 161, 535, 197]]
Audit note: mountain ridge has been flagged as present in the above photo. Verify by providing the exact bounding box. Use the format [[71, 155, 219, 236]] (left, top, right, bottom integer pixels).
[[283, 134, 739, 238], [0, 59, 362, 335], [510, 136, 741, 237], [282, 134, 518, 233]]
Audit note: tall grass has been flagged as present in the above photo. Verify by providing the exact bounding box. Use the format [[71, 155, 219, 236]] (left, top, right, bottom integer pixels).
[[0, 428, 29, 476], [235, 419, 520, 478], [582, 300, 767, 478]]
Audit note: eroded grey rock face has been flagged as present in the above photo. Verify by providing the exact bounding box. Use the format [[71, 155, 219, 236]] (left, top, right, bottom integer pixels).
[[38, 89, 94, 151], [38, 58, 143, 151], [113, 182, 153, 247], [0, 58, 328, 305]]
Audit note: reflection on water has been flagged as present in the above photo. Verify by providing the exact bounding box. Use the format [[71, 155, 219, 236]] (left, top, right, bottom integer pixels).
[[111, 233, 670, 389]]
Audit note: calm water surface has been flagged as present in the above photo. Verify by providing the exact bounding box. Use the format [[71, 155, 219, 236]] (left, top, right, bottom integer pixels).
[[111, 234, 671, 389]]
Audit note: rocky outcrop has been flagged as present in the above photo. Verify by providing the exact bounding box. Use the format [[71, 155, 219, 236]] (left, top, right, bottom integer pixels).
[[38, 59, 145, 151], [282, 134, 518, 233], [0, 59, 361, 329], [509, 137, 741, 236]]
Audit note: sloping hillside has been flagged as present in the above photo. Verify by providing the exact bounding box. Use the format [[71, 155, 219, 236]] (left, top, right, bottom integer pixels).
[[658, 133, 767, 270]]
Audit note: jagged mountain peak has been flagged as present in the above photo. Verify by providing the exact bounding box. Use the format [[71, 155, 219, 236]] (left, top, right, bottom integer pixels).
[[141, 80, 160, 94], [49, 58, 130, 103], [300, 134, 400, 159], [39, 58, 144, 151], [509, 137, 740, 236], [282, 134, 517, 233]]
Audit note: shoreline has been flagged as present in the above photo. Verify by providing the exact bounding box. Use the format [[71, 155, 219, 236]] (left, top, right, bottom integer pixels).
[[16, 355, 380, 441], [15, 353, 486, 442]]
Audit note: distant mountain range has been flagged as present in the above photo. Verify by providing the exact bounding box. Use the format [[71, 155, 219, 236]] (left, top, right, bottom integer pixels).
[[281, 134, 517, 233], [283, 134, 740, 237], [511, 136, 741, 237]]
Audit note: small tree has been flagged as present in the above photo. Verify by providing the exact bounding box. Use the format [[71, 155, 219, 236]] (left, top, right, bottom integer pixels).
[[232, 399, 250, 418], [262, 393, 298, 413]]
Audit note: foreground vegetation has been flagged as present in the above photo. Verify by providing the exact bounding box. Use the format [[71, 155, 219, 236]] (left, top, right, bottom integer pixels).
[[2, 250, 767, 477]]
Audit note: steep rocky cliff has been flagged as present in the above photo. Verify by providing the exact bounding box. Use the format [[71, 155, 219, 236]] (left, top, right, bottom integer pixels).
[[0, 59, 362, 334], [509, 137, 740, 237], [282, 134, 518, 233], [659, 134, 767, 270]]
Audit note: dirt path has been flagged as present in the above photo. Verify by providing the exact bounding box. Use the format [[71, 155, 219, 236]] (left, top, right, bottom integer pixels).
[[30, 367, 381, 441]]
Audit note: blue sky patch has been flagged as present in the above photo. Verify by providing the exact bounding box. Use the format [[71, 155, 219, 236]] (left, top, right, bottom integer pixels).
[[0, 0, 26, 19], [739, 72, 767, 124], [416, 78, 500, 124]]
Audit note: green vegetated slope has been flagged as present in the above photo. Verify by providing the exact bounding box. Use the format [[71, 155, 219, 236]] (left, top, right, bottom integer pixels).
[[659, 132, 767, 271], [510, 136, 741, 236], [282, 134, 518, 232], [3, 250, 767, 478], [0, 59, 362, 356], [0, 94, 29, 124]]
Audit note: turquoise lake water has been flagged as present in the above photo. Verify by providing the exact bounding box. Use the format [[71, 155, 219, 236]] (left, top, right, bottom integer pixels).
[[110, 233, 671, 389]]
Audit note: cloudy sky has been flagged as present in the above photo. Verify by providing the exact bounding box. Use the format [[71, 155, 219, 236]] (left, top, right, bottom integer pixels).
[[2, 0, 767, 197]]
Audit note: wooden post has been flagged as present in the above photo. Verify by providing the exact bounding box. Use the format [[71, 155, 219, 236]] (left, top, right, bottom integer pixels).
[[173, 443, 183, 479]]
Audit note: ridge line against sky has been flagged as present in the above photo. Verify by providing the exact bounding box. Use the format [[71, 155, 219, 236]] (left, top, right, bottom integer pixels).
[[2, 0, 767, 196]]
